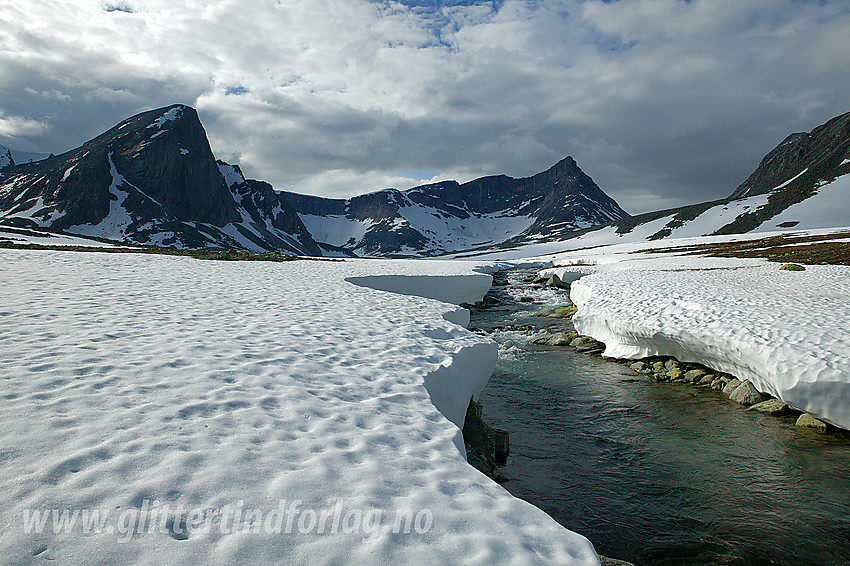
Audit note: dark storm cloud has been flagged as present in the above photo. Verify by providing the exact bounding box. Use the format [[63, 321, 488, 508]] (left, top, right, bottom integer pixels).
[[1, 0, 848, 212]]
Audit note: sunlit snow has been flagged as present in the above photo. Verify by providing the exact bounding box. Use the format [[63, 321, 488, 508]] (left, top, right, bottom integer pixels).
[[0, 251, 600, 565]]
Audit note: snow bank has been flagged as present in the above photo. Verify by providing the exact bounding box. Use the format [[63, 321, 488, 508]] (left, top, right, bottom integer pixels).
[[344, 273, 492, 306], [538, 235, 850, 430], [0, 251, 599, 565]]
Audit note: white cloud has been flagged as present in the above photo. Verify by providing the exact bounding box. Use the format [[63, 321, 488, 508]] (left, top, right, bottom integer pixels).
[[1, 0, 849, 213], [0, 113, 50, 139]]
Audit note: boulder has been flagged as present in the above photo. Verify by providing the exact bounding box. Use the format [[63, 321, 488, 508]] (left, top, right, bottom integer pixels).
[[652, 361, 666, 374], [530, 331, 578, 346], [552, 305, 578, 318], [630, 361, 651, 374], [576, 341, 605, 354], [723, 379, 744, 395], [570, 335, 596, 347], [549, 333, 575, 346], [748, 399, 793, 416], [684, 369, 706, 383], [599, 556, 636, 566], [796, 413, 828, 431], [697, 374, 716, 386], [545, 273, 571, 289], [780, 263, 806, 271], [666, 367, 683, 380], [709, 377, 729, 390], [729, 380, 764, 405]]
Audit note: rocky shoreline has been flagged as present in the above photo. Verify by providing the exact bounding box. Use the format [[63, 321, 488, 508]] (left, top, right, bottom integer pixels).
[[529, 292, 843, 436]]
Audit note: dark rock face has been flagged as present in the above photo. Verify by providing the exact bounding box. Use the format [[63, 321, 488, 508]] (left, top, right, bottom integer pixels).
[[281, 156, 628, 257], [0, 144, 13, 171], [716, 111, 850, 234], [0, 106, 239, 229], [731, 113, 850, 199], [0, 105, 321, 255]]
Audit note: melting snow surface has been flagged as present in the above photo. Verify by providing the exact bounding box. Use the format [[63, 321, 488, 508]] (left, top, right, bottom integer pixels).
[[536, 233, 850, 430], [0, 251, 599, 565]]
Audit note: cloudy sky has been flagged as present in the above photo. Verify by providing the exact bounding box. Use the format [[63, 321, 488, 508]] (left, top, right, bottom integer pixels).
[[1, 0, 849, 213]]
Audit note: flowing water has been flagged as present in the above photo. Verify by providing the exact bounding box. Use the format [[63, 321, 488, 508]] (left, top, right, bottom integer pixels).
[[472, 268, 850, 566]]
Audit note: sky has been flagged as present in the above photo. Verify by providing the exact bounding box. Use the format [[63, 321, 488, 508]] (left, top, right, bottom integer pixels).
[[1, 0, 849, 213]]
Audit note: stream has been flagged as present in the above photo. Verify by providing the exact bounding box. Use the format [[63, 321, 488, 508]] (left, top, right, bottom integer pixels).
[[472, 268, 850, 566]]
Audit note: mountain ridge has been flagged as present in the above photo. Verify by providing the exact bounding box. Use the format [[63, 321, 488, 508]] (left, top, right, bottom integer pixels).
[[281, 155, 628, 257]]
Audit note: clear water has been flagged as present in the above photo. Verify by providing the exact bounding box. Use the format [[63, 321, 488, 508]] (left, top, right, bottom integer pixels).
[[473, 269, 850, 566]]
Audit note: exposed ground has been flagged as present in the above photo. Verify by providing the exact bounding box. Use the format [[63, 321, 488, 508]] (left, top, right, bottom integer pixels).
[[643, 230, 850, 266]]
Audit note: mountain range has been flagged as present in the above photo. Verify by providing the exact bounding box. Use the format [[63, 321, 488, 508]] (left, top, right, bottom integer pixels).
[[0, 104, 626, 257], [280, 156, 626, 256], [2, 105, 848, 257]]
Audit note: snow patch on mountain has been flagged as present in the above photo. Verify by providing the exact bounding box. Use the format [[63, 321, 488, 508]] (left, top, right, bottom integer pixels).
[[1, 196, 66, 226], [61, 165, 76, 181], [754, 172, 850, 232], [218, 162, 246, 189], [68, 152, 133, 238], [0, 227, 119, 247], [299, 214, 373, 248], [662, 195, 771, 239], [147, 106, 183, 129], [397, 202, 535, 251]]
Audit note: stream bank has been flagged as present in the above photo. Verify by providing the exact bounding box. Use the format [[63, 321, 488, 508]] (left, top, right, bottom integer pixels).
[[468, 267, 850, 566]]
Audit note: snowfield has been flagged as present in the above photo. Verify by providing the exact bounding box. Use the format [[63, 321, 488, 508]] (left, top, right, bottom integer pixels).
[[0, 250, 600, 566], [537, 230, 850, 430]]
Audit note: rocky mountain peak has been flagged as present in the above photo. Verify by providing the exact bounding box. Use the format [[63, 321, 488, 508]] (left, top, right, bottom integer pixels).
[[730, 111, 850, 200], [0, 105, 321, 255], [0, 144, 13, 171]]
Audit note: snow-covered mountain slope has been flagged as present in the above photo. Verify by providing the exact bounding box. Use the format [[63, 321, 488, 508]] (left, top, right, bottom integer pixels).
[[455, 110, 850, 259], [0, 106, 321, 255], [281, 157, 628, 257], [0, 249, 600, 565]]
